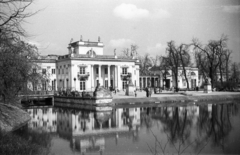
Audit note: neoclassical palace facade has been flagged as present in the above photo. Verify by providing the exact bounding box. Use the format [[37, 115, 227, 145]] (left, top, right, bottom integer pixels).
[[30, 37, 140, 92]]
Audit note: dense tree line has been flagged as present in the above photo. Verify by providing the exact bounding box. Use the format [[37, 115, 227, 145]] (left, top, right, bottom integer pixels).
[[132, 35, 240, 91]]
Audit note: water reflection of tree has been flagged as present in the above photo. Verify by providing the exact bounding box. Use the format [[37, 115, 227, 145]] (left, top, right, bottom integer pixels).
[[160, 107, 193, 149], [195, 103, 239, 151], [147, 106, 204, 155], [141, 108, 154, 131]]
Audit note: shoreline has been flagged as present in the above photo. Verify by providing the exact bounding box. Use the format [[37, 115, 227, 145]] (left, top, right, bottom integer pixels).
[[113, 92, 240, 107]]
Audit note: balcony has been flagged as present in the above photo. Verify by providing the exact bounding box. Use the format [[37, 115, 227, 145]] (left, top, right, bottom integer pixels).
[[78, 72, 90, 80], [120, 73, 131, 80]]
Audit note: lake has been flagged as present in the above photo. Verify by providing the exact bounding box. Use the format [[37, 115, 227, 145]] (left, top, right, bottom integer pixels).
[[21, 102, 240, 155]]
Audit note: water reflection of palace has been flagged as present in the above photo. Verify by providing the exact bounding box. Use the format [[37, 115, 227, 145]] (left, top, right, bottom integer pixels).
[[56, 107, 140, 154], [56, 107, 140, 136], [27, 107, 57, 132], [26, 103, 239, 154]]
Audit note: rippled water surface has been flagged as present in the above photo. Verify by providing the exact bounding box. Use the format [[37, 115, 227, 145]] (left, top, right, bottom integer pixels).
[[23, 102, 240, 155]]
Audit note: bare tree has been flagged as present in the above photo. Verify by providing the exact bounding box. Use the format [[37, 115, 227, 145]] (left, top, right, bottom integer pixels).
[[166, 41, 180, 91], [139, 53, 153, 76], [0, 0, 35, 40], [121, 47, 130, 57], [192, 35, 228, 89], [121, 44, 139, 58], [165, 41, 193, 91], [159, 56, 170, 89], [223, 50, 232, 87], [230, 62, 240, 85], [178, 44, 191, 90]]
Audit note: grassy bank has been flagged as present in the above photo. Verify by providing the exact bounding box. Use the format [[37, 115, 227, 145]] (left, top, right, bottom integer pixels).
[[0, 128, 52, 155]]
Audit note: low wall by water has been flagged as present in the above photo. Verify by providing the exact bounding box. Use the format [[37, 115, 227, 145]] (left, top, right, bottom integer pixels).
[[113, 94, 240, 107], [54, 96, 113, 111]]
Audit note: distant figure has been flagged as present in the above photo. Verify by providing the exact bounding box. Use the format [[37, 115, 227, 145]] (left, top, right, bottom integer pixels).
[[146, 87, 149, 97], [135, 90, 137, 97], [149, 88, 152, 97]]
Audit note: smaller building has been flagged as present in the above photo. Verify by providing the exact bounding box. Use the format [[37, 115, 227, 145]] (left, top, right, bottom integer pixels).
[[141, 66, 199, 90], [28, 55, 58, 92]]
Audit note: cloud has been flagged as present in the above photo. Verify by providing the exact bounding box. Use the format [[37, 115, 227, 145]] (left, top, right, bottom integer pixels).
[[113, 3, 149, 19], [147, 43, 166, 55], [113, 3, 170, 20], [222, 5, 240, 13], [109, 38, 135, 48]]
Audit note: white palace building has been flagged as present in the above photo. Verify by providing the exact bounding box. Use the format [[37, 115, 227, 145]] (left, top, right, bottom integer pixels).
[[31, 37, 140, 92]]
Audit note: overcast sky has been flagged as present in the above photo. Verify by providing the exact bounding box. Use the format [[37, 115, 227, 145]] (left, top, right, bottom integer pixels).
[[23, 0, 240, 62]]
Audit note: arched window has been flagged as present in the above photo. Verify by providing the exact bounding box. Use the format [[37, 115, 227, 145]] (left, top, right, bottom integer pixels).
[[191, 72, 196, 76]]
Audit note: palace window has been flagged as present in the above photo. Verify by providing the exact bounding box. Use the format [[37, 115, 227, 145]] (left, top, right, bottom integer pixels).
[[62, 69, 64, 74], [96, 68, 99, 74], [122, 80, 127, 89], [33, 81, 37, 91], [66, 68, 68, 74], [52, 80, 56, 91], [42, 69, 46, 75], [42, 81, 47, 90], [52, 69, 55, 74], [105, 80, 108, 88], [33, 68, 36, 73], [105, 68, 108, 74], [80, 67, 85, 74], [122, 68, 127, 74], [80, 81, 86, 90]]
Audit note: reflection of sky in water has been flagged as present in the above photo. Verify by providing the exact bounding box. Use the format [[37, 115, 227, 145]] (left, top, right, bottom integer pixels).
[[26, 103, 240, 155]]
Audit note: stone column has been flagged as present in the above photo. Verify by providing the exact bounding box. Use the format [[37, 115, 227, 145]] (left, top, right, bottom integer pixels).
[[91, 65, 94, 90], [154, 77, 157, 87], [145, 77, 147, 88], [108, 118, 111, 128], [140, 77, 142, 89], [99, 65, 102, 86], [115, 65, 118, 89], [117, 65, 121, 90], [108, 65, 110, 88]]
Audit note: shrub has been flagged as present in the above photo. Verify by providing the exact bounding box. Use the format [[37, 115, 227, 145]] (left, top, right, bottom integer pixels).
[[0, 128, 52, 155]]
